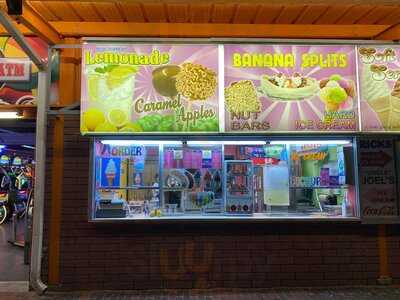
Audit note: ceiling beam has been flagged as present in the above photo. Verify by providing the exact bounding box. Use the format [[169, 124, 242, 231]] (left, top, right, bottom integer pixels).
[[50, 22, 389, 39], [8, 2, 61, 44], [0, 23, 32, 35], [27, 0, 400, 5], [0, 9, 45, 69], [374, 24, 400, 40]]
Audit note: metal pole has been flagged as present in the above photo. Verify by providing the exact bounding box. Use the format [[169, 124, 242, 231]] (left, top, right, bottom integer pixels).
[[0, 7, 49, 295], [29, 66, 50, 294], [0, 10, 45, 70]]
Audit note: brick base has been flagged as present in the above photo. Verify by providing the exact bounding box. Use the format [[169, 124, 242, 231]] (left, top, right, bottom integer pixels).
[[42, 115, 400, 290]]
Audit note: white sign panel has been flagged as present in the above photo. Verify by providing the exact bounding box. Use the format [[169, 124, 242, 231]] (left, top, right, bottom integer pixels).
[[0, 58, 30, 81]]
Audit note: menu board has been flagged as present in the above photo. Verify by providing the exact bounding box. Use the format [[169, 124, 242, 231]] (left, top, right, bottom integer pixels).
[[224, 45, 358, 132], [358, 45, 400, 131], [359, 138, 399, 223], [81, 44, 219, 134]]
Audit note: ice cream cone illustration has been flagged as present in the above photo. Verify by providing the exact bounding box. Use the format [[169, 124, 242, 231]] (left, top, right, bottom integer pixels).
[[391, 79, 400, 97], [106, 173, 115, 186], [362, 65, 390, 102], [368, 90, 400, 130], [105, 159, 117, 186], [325, 102, 340, 112], [319, 75, 354, 113], [363, 65, 400, 130]]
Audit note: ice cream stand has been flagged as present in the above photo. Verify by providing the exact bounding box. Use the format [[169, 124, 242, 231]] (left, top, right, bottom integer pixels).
[[1, 0, 400, 293]]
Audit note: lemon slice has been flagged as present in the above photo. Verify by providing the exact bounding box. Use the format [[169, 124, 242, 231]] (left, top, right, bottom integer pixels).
[[106, 65, 138, 89], [119, 122, 143, 132], [110, 65, 138, 77], [108, 109, 128, 127], [94, 121, 118, 132]]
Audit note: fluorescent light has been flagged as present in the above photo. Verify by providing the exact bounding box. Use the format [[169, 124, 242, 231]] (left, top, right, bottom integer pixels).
[[0, 112, 21, 119], [223, 141, 266, 145], [0, 145, 5, 149], [187, 141, 266, 146], [186, 141, 221, 145], [101, 140, 182, 146], [269, 140, 351, 145], [22, 145, 35, 149]]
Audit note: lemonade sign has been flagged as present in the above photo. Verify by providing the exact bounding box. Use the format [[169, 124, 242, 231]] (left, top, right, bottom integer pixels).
[[81, 44, 219, 134]]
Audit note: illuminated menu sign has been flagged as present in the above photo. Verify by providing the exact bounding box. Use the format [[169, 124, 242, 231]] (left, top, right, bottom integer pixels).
[[224, 45, 358, 132], [81, 44, 219, 134], [358, 45, 400, 131]]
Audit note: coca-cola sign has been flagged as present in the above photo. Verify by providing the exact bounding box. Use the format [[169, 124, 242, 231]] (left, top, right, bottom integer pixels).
[[359, 137, 399, 223]]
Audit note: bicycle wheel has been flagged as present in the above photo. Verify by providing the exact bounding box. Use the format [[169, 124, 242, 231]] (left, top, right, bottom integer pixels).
[[25, 189, 33, 219], [0, 205, 7, 224]]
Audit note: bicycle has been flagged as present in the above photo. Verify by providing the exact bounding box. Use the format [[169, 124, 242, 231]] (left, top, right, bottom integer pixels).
[[0, 191, 9, 224]]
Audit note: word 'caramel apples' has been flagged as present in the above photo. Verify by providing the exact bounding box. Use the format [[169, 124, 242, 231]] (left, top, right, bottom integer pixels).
[[152, 65, 181, 98]]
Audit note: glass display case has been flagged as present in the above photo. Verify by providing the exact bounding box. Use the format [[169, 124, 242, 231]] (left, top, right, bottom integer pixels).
[[90, 138, 359, 221], [92, 140, 160, 219], [162, 142, 223, 216]]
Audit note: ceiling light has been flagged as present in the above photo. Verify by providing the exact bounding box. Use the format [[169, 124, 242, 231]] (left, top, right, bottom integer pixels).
[[187, 141, 267, 145], [0, 111, 22, 119], [101, 140, 182, 146], [269, 140, 351, 145]]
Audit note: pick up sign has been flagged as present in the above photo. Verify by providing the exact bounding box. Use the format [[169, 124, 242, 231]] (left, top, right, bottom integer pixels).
[[359, 138, 400, 223], [0, 58, 30, 82]]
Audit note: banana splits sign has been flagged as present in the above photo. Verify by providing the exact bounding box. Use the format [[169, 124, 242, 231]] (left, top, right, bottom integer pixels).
[[81, 44, 219, 134], [224, 45, 358, 132], [358, 46, 400, 131]]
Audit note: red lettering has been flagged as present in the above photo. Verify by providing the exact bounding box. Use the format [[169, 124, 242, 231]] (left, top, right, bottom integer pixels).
[[5, 63, 13, 76], [363, 206, 395, 216], [14, 64, 24, 76]]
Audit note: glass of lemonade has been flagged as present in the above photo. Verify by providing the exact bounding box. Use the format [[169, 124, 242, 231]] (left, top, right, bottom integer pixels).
[[87, 65, 138, 128]]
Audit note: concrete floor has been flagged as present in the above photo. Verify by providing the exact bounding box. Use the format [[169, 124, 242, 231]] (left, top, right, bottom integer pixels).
[[0, 219, 29, 281], [1, 287, 400, 300]]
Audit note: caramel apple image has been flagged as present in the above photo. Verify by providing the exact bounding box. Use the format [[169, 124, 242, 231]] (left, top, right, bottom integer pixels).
[[152, 65, 181, 97]]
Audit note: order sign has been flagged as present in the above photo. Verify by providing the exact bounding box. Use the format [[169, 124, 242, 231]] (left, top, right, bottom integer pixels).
[[359, 138, 399, 223], [81, 44, 219, 134], [224, 45, 358, 132]]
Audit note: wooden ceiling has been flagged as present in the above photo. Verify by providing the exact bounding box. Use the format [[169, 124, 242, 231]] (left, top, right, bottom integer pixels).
[[1, 0, 400, 42], [24, 1, 400, 25]]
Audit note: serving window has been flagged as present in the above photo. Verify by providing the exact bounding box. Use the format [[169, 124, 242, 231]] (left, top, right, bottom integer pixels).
[[90, 138, 358, 221]]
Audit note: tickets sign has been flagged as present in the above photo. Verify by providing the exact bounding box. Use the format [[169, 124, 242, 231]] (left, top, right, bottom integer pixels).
[[81, 44, 219, 134], [359, 138, 399, 223], [224, 45, 358, 132], [358, 45, 400, 131]]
